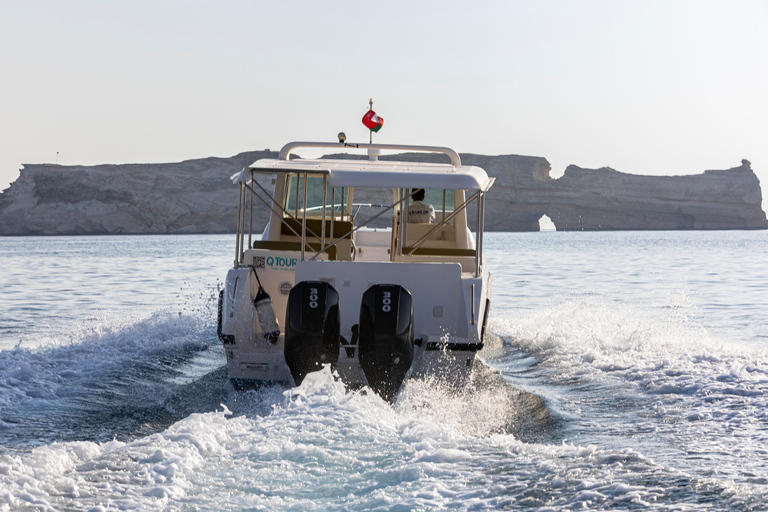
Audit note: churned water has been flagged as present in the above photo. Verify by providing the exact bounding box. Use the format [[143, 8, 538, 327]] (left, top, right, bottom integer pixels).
[[0, 231, 767, 511]]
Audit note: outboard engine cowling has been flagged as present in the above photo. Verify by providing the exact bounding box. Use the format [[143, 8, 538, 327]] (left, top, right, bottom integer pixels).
[[358, 284, 414, 401], [284, 281, 341, 385]]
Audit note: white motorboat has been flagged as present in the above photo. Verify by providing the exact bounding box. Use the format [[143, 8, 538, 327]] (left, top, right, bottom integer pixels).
[[217, 139, 494, 400]]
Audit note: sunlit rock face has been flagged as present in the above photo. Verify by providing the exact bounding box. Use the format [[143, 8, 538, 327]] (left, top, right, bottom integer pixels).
[[546, 162, 766, 231], [0, 151, 765, 235], [449, 155, 765, 231], [0, 151, 274, 235]]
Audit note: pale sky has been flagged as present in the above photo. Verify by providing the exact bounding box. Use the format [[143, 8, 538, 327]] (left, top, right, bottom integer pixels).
[[2, 0, 767, 210]]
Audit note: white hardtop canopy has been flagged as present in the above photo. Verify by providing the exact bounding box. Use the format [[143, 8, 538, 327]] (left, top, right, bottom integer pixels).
[[239, 141, 495, 191]]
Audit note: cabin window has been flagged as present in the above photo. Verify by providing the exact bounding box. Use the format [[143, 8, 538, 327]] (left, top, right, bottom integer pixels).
[[396, 188, 455, 224], [424, 188, 454, 216], [342, 187, 392, 228], [283, 174, 353, 220], [284, 174, 326, 217]]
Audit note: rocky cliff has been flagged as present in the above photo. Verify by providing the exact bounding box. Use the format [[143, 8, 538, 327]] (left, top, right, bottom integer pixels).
[[0, 151, 274, 235], [547, 161, 766, 230], [0, 152, 764, 235]]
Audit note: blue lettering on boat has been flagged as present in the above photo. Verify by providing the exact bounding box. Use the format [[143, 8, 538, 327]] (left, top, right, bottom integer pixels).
[[266, 256, 297, 269]]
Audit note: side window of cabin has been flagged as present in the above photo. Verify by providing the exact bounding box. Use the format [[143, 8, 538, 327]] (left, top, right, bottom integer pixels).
[[283, 173, 352, 220], [283, 174, 330, 218]]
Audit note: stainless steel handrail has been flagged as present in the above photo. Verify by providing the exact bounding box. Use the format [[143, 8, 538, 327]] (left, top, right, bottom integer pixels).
[[277, 141, 462, 167]]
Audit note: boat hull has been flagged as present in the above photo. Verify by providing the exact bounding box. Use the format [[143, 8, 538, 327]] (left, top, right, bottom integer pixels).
[[219, 256, 491, 399]]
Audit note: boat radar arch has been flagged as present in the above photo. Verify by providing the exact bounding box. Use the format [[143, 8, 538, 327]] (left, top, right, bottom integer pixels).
[[276, 141, 462, 167]]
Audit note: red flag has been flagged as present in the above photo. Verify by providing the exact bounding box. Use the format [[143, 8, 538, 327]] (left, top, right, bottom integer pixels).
[[362, 110, 384, 132]]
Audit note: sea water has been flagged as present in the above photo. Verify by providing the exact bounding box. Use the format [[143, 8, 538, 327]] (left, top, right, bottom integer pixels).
[[0, 231, 767, 511]]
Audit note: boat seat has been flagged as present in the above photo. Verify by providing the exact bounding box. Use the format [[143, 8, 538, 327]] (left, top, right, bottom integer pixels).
[[392, 218, 462, 254], [277, 218, 354, 261], [280, 218, 354, 240], [403, 222, 455, 242], [402, 247, 476, 257], [252, 240, 337, 260]]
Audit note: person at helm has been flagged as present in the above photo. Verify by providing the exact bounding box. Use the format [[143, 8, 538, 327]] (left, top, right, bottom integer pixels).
[[407, 188, 435, 224]]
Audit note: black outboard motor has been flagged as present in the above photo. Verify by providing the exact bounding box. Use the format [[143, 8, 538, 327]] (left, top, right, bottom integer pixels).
[[358, 284, 414, 401], [284, 281, 341, 386]]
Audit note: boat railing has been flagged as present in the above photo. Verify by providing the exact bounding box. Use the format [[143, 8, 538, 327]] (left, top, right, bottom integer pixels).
[[237, 173, 414, 263], [277, 141, 462, 167], [241, 176, 323, 256]]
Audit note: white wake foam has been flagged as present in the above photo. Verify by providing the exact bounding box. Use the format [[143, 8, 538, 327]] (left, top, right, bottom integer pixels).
[[489, 297, 768, 488], [2, 365, 763, 511]]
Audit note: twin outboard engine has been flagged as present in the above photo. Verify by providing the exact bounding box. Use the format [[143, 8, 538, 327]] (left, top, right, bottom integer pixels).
[[358, 284, 414, 401], [284, 281, 341, 385], [284, 281, 415, 401]]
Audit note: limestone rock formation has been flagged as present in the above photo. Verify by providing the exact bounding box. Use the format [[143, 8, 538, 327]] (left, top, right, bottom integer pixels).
[[0, 151, 275, 235], [547, 163, 766, 230], [0, 150, 765, 235]]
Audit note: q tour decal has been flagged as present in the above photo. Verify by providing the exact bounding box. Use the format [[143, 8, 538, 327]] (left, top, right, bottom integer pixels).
[[254, 255, 298, 271]]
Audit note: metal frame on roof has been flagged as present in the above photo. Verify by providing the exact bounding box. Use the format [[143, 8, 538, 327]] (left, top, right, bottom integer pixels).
[[244, 141, 493, 191], [276, 141, 462, 166]]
